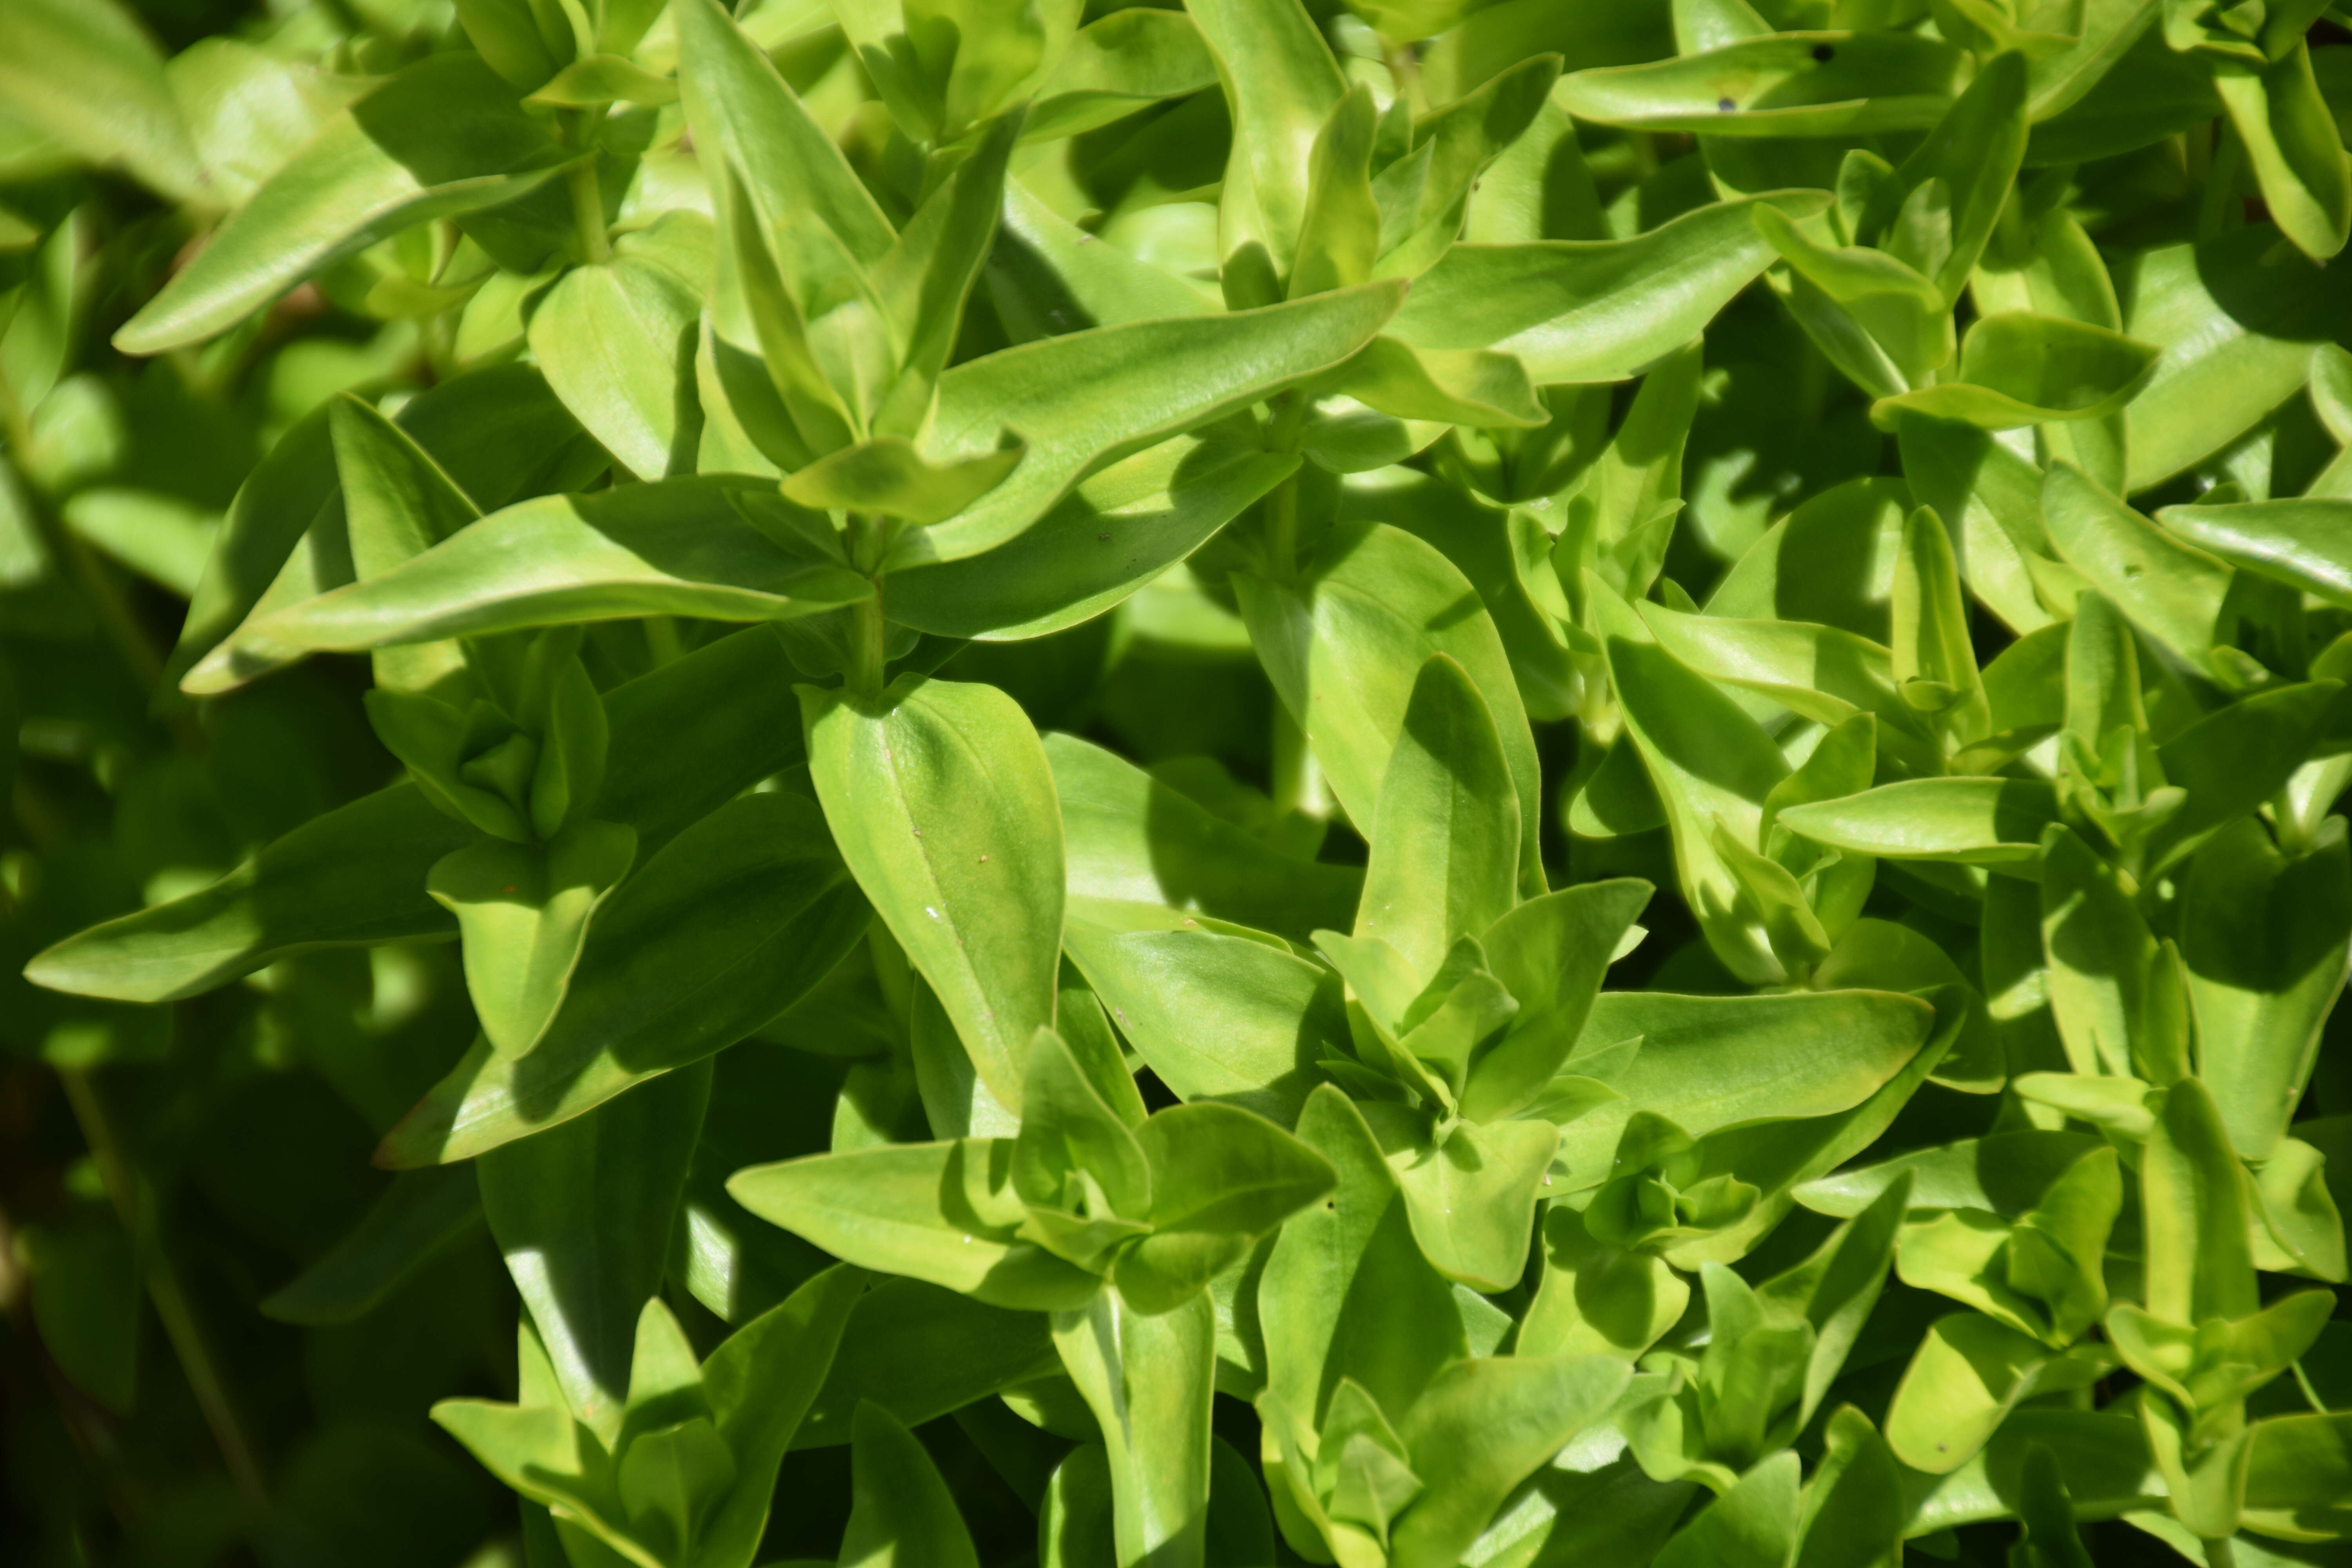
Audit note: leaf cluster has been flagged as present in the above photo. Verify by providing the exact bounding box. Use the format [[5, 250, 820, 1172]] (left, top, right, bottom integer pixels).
[[4, 0, 2352, 1565]]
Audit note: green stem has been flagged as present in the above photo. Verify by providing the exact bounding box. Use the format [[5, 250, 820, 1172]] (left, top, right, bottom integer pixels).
[[848, 593, 887, 697], [59, 1069, 269, 1510], [2206, 1537, 2238, 1568], [844, 513, 891, 697], [642, 615, 683, 668], [569, 160, 610, 265], [1261, 392, 1311, 580], [1271, 701, 1323, 820], [564, 112, 610, 265]]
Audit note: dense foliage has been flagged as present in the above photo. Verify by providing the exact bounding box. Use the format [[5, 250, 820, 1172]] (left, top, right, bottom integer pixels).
[[5, 0, 2352, 1563]]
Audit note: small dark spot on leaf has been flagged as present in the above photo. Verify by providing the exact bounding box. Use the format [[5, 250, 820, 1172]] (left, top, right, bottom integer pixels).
[[1717, 97, 1737, 112], [1812, 43, 1835, 61], [503, 885, 517, 894], [1098, 533, 1112, 542]]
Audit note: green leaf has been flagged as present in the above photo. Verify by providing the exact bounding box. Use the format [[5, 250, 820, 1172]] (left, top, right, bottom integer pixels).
[[838, 1402, 979, 1568], [174, 365, 593, 693], [1764, 1174, 1915, 1432], [699, 1265, 868, 1567], [673, 0, 893, 273], [528, 224, 710, 483], [1258, 1086, 1466, 1429], [1461, 879, 1653, 1123], [1791, 1408, 1902, 1568], [24, 780, 471, 1004], [1236, 521, 1544, 897], [1289, 86, 1380, 300], [1889, 49, 2030, 309], [1557, 33, 1968, 136], [989, 180, 1218, 336], [1872, 313, 2161, 430], [1778, 777, 2061, 865], [115, 53, 569, 353], [1387, 1355, 1633, 1568], [2241, 1412, 2352, 1542], [1060, 897, 1347, 1125], [1887, 1313, 2107, 1475], [1187, 0, 1346, 277], [1356, 654, 1520, 984], [1797, 1129, 2108, 1220], [1386, 193, 1832, 385], [260, 1164, 480, 1327], [2182, 819, 2352, 1160], [379, 791, 870, 1166], [327, 392, 479, 693], [2011, 1442, 2097, 1568], [2142, 1075, 2259, 1327], [452, 0, 568, 91], [1027, 9, 1218, 142], [1316, 338, 1546, 429], [1050, 1289, 1216, 1568], [884, 434, 1296, 641], [1521, 1203, 1693, 1361], [1706, 476, 1909, 642], [429, 820, 637, 1061], [20, 1220, 141, 1416], [728, 1138, 1100, 1311], [30, 626, 808, 1005], [869, 113, 1019, 439], [2158, 496, 2352, 609], [479, 1061, 710, 1441], [1651, 1451, 1800, 1568], [1115, 1104, 1334, 1312], [1754, 204, 1951, 397], [527, 54, 680, 109], [258, 477, 869, 651], [797, 1278, 1056, 1448], [2118, 227, 2352, 491], [2213, 45, 2352, 263], [432, 1380, 613, 1543], [1635, 602, 1933, 771], [1365, 1109, 1559, 1292], [781, 437, 1024, 526], [2038, 823, 2160, 1080], [1592, 579, 1792, 984], [1046, 733, 1360, 942], [802, 675, 1063, 1116], [0, 0, 203, 203], [2153, 683, 2343, 873], [1017, 1029, 1151, 1222], [1572, 988, 1936, 1142], [1902, 1407, 2163, 1535], [1040, 1445, 1118, 1568], [898, 282, 1405, 566]]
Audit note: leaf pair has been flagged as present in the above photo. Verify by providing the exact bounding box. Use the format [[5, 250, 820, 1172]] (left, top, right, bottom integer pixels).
[[681, 0, 1026, 521], [435, 1267, 864, 1568], [728, 1025, 1334, 1313], [1619, 1181, 1907, 1491], [1256, 1092, 1630, 1566]]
